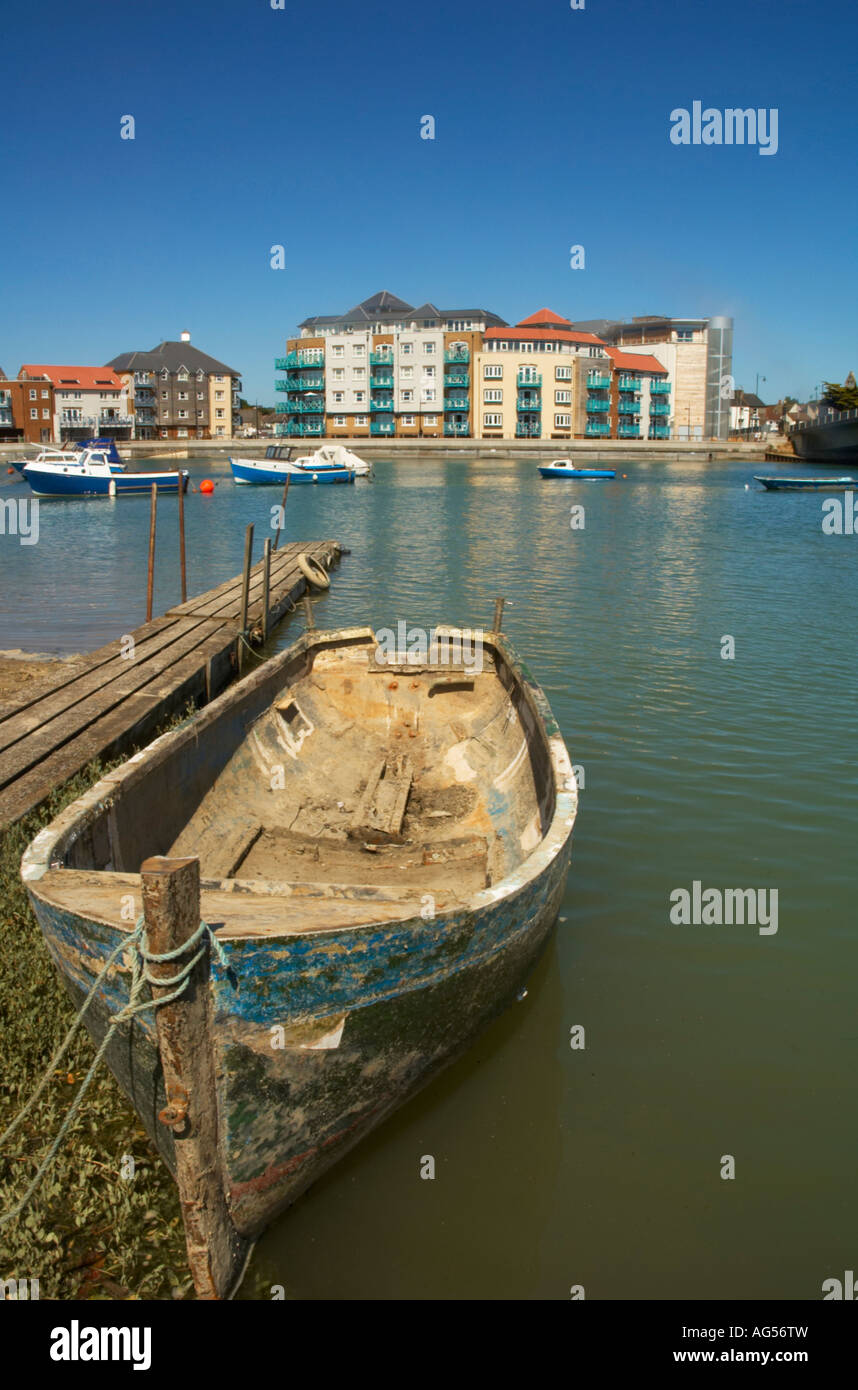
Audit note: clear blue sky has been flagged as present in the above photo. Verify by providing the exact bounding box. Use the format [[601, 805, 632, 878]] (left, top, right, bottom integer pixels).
[[1, 0, 855, 404]]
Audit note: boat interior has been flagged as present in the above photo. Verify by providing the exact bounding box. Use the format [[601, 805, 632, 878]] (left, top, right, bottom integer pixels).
[[43, 630, 557, 930]]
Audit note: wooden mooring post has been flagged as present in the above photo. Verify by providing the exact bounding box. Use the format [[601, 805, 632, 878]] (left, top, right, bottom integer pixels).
[[177, 478, 188, 604], [145, 483, 158, 622], [140, 856, 249, 1300], [261, 538, 272, 644], [302, 593, 316, 630], [237, 523, 254, 672], [492, 597, 505, 633]]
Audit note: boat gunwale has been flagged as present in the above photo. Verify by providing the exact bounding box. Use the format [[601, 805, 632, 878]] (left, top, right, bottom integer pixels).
[[22, 625, 578, 939]]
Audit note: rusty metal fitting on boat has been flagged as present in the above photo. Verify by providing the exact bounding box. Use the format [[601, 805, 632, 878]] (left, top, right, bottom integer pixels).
[[159, 1084, 190, 1131]]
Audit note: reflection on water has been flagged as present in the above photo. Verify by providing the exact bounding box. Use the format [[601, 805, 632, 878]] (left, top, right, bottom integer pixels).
[[2, 452, 856, 1298]]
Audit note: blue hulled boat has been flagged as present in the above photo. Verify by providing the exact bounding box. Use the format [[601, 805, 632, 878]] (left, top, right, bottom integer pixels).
[[539, 460, 616, 479], [230, 457, 355, 485], [754, 475, 858, 491], [23, 448, 187, 497]]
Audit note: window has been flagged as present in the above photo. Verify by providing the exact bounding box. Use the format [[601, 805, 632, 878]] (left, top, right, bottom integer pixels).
[[215, 409, 224, 419], [161, 391, 168, 399], [555, 391, 572, 404], [214, 375, 223, 382], [421, 389, 436, 403], [215, 391, 224, 400], [332, 368, 344, 380], [353, 344, 365, 356], [30, 408, 37, 419], [401, 414, 415, 426], [484, 389, 503, 403], [484, 364, 503, 378], [29, 390, 36, 400], [402, 343, 413, 355], [41, 389, 49, 398], [401, 366, 413, 379], [401, 390, 413, 402], [589, 347, 601, 357], [556, 366, 572, 380], [353, 367, 365, 378], [178, 391, 188, 401], [178, 428, 188, 438], [42, 408, 49, 419], [334, 415, 346, 426], [483, 413, 502, 427], [555, 413, 571, 427], [178, 409, 188, 419], [197, 371, 204, 381], [354, 415, 367, 425], [424, 366, 436, 378], [676, 329, 693, 341], [178, 371, 189, 382], [333, 391, 344, 403], [354, 391, 365, 403], [197, 392, 204, 401], [424, 414, 437, 425], [332, 345, 344, 357], [161, 370, 169, 379], [424, 342, 436, 354]]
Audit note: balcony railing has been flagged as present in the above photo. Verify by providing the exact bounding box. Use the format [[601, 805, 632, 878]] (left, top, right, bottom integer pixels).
[[445, 372, 469, 387], [284, 399, 324, 414], [586, 398, 610, 413], [370, 398, 394, 411], [649, 425, 671, 438], [517, 397, 542, 412], [369, 375, 394, 388], [294, 420, 324, 435], [618, 401, 640, 416], [445, 349, 470, 364], [585, 422, 610, 436], [370, 421, 395, 435], [60, 415, 134, 428], [649, 401, 670, 415], [617, 376, 641, 392], [586, 375, 611, 390], [444, 397, 470, 411], [650, 380, 671, 394], [618, 425, 640, 438], [282, 375, 325, 390], [370, 351, 394, 366], [275, 352, 324, 369], [515, 423, 542, 437], [444, 422, 470, 436], [517, 372, 542, 387]]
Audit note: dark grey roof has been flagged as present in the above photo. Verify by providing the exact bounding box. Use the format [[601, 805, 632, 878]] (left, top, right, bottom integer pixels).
[[299, 292, 507, 331], [442, 308, 508, 327], [106, 341, 240, 375], [735, 392, 765, 408]]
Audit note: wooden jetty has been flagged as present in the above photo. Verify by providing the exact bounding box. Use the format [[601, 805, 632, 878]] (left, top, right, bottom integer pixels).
[[0, 538, 342, 829]]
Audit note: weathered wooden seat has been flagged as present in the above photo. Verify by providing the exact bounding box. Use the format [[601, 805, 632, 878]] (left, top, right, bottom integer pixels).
[[348, 755, 413, 843], [238, 827, 489, 894], [170, 817, 261, 879]]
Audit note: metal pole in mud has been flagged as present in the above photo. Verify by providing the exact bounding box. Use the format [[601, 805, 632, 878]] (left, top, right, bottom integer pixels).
[[146, 483, 158, 622], [140, 855, 249, 1300]]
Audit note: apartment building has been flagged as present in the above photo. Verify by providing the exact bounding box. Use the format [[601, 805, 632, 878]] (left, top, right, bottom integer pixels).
[[275, 291, 505, 439], [474, 310, 610, 440], [16, 365, 125, 443], [106, 333, 242, 439], [0, 370, 53, 441], [573, 315, 733, 440]]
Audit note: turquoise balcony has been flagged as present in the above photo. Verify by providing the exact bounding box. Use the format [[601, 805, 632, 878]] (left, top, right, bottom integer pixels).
[[617, 376, 640, 392], [587, 398, 610, 413], [649, 425, 671, 438], [517, 371, 542, 387], [585, 421, 610, 437], [445, 348, 470, 363], [370, 398, 394, 411], [649, 401, 670, 415], [370, 374, 394, 388], [444, 397, 470, 411], [444, 422, 470, 436], [276, 351, 324, 370], [515, 423, 542, 438], [288, 398, 324, 414], [370, 350, 394, 366], [287, 374, 325, 390], [370, 421, 395, 435], [618, 424, 640, 438], [517, 396, 541, 412], [650, 379, 671, 394], [618, 401, 640, 415], [275, 380, 289, 392], [445, 372, 469, 387], [586, 374, 611, 390]]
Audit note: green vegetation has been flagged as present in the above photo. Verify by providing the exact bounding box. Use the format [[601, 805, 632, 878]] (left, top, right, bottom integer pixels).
[[0, 716, 198, 1300], [822, 375, 858, 412]]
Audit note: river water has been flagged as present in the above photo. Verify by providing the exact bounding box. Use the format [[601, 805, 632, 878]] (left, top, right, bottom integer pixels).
[[1, 451, 855, 1299]]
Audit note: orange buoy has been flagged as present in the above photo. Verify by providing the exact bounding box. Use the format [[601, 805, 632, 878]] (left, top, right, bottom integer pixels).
[[6, 467, 14, 475], [199, 478, 215, 494]]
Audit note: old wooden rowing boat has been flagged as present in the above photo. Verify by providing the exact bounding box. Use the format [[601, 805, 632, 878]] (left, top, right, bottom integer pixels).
[[21, 622, 577, 1296]]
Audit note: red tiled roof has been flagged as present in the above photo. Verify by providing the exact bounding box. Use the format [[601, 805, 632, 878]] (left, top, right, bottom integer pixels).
[[482, 327, 606, 345], [605, 347, 668, 373], [517, 308, 573, 327], [20, 365, 124, 389]]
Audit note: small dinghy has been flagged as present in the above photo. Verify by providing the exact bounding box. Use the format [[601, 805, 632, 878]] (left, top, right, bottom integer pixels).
[[754, 475, 857, 491], [538, 460, 616, 479], [22, 622, 577, 1296]]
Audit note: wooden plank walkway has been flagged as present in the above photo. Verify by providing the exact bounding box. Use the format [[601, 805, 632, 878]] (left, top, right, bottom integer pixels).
[[0, 539, 342, 828]]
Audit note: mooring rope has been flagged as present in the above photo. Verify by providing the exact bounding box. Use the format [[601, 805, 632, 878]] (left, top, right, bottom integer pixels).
[[0, 917, 226, 1227]]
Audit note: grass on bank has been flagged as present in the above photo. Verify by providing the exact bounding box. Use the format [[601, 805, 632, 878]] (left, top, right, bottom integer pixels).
[[0, 714, 197, 1300]]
